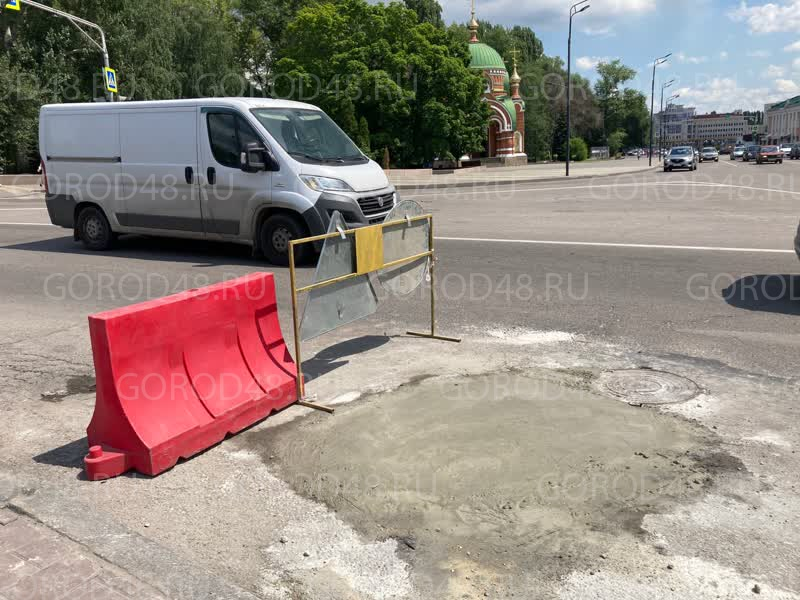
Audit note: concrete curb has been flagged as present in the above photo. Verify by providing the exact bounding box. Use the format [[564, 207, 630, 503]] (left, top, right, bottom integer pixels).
[[6, 480, 261, 600], [392, 166, 659, 191], [0, 174, 41, 186]]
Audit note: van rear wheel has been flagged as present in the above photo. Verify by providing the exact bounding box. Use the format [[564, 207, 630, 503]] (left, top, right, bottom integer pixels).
[[77, 206, 114, 251], [260, 213, 310, 266]]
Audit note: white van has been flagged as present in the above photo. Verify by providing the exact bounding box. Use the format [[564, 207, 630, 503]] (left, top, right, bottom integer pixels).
[[39, 98, 396, 264]]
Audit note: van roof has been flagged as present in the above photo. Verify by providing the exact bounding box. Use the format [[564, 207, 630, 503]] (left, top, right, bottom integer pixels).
[[40, 97, 321, 112]]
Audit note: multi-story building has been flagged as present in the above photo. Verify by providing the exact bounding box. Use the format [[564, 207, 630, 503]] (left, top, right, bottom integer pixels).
[[687, 112, 748, 145], [656, 108, 756, 147], [765, 96, 800, 144], [656, 104, 696, 147]]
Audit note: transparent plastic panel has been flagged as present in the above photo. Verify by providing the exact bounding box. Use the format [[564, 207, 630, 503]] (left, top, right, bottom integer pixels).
[[299, 211, 379, 341], [378, 199, 429, 296]]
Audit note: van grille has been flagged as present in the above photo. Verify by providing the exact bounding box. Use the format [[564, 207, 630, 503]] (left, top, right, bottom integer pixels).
[[357, 192, 394, 216]]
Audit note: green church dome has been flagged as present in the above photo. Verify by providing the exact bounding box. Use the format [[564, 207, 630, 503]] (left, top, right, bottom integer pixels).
[[468, 42, 508, 72]]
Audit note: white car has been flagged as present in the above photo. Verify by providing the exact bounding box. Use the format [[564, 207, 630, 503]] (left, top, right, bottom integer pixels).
[[700, 147, 719, 162], [781, 145, 793, 157], [731, 146, 745, 160], [664, 146, 697, 171]]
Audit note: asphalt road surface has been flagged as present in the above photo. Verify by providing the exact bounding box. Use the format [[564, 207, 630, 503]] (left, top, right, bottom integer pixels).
[[1, 158, 800, 599]]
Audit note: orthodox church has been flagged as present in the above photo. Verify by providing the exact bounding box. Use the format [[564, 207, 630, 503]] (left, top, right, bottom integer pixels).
[[467, 4, 526, 164]]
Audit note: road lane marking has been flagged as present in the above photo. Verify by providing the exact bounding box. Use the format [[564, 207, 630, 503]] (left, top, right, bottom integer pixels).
[[437, 236, 795, 254], [405, 180, 800, 198]]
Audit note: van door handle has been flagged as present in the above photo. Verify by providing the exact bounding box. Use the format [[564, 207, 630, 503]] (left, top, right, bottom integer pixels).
[[185, 166, 193, 184], [207, 167, 216, 185]]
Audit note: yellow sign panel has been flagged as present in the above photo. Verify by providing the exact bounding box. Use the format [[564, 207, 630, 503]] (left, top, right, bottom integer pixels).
[[355, 225, 384, 275], [5, 0, 21, 10], [103, 67, 118, 93]]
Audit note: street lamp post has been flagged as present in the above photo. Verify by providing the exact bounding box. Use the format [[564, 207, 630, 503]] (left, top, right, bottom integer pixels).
[[8, 0, 113, 101], [566, 0, 589, 176], [658, 78, 675, 156], [649, 53, 671, 166], [663, 93, 679, 154]]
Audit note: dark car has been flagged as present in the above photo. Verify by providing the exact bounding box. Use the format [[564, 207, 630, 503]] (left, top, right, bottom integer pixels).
[[742, 145, 760, 162], [757, 145, 783, 164], [790, 144, 800, 160]]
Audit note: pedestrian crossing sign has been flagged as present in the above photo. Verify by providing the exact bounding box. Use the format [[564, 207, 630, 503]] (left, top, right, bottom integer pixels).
[[103, 67, 118, 93], [4, 0, 21, 11]]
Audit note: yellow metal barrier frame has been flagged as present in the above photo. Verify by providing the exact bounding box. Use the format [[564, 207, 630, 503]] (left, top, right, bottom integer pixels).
[[288, 214, 460, 402]]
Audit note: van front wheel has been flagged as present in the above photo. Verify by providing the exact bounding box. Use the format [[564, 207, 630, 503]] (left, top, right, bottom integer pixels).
[[260, 213, 310, 266], [77, 206, 114, 251]]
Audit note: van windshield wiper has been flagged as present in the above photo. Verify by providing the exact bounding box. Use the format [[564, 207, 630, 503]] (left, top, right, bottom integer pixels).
[[324, 155, 367, 163], [288, 151, 324, 162]]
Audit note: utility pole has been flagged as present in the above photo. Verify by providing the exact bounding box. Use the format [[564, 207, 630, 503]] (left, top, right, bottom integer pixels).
[[649, 53, 670, 166], [4, 0, 114, 101], [566, 0, 590, 176]]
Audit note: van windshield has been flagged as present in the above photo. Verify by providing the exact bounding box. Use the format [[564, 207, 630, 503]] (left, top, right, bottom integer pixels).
[[251, 108, 367, 164]]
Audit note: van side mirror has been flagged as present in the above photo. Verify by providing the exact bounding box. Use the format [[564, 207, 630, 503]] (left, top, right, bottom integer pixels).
[[241, 143, 268, 173]]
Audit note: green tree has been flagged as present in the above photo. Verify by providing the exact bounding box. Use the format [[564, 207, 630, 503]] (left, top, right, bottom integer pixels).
[[404, 0, 443, 27], [569, 137, 588, 161], [607, 129, 627, 156], [594, 59, 642, 147], [357, 116, 371, 154], [274, 0, 488, 167]]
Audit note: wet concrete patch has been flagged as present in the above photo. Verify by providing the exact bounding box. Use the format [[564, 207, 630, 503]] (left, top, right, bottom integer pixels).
[[39, 374, 95, 402], [241, 369, 737, 591]]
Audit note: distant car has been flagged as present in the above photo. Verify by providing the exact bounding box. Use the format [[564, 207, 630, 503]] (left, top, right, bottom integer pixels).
[[664, 146, 697, 171], [742, 145, 760, 162], [757, 145, 783, 164], [731, 145, 745, 160], [780, 144, 793, 157], [790, 144, 800, 160], [700, 147, 719, 162]]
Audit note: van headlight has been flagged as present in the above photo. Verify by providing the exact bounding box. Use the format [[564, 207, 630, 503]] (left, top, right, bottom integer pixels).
[[300, 175, 354, 192]]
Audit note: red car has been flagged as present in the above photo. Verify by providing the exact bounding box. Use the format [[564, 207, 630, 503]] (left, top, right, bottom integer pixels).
[[757, 146, 783, 164]]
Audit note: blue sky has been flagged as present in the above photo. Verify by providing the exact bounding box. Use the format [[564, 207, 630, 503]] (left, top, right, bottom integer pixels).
[[439, 0, 800, 113]]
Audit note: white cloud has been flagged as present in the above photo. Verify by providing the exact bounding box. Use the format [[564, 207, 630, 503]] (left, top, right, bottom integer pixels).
[[675, 77, 790, 113], [785, 40, 800, 52], [746, 49, 771, 58], [719, 51, 729, 60], [676, 52, 708, 64], [765, 64, 786, 78], [582, 25, 615, 37], [576, 56, 610, 70], [440, 0, 656, 28], [775, 78, 800, 93], [728, 1, 800, 34], [794, 57, 800, 69]]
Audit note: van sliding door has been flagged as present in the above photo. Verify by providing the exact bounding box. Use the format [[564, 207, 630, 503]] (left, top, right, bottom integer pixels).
[[118, 108, 203, 234]]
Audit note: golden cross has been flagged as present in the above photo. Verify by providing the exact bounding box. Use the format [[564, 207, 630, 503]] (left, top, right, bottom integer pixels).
[[509, 47, 521, 66]]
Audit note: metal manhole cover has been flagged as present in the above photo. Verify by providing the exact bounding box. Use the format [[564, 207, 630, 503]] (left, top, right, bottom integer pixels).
[[594, 369, 701, 406]]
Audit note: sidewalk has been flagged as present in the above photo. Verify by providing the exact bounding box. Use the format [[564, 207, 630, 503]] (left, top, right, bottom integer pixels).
[[0, 506, 165, 600], [388, 158, 657, 190]]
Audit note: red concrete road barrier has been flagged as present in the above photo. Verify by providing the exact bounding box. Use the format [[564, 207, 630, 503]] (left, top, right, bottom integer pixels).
[[83, 272, 297, 480]]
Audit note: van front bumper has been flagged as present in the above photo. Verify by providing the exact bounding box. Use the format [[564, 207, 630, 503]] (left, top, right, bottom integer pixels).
[[312, 187, 397, 234]]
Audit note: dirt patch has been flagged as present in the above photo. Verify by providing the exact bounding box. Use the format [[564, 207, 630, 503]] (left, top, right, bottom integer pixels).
[[241, 369, 735, 593]]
